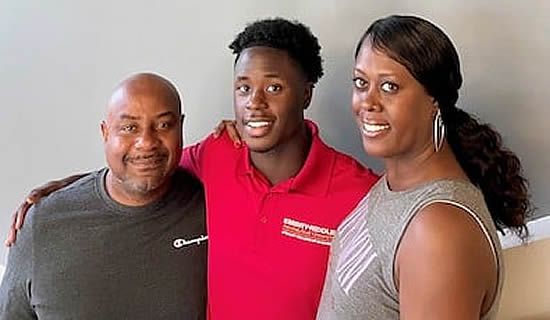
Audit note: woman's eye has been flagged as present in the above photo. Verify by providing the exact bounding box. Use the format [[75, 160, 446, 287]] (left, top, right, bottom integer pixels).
[[158, 122, 171, 130], [266, 84, 282, 93], [381, 82, 398, 93], [353, 77, 367, 89]]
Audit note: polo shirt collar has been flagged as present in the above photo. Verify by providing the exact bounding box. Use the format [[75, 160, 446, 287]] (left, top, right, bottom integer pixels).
[[237, 119, 335, 196]]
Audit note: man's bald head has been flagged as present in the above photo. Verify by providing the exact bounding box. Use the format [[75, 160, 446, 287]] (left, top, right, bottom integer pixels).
[[107, 72, 182, 117], [100, 72, 184, 206]]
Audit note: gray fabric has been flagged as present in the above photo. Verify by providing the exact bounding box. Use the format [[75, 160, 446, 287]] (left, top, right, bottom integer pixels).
[[0, 168, 207, 320], [317, 176, 503, 320]]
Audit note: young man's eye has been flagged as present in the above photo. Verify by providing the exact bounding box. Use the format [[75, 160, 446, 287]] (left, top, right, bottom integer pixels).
[[236, 84, 250, 93], [266, 84, 282, 93], [381, 82, 399, 93], [353, 77, 368, 89]]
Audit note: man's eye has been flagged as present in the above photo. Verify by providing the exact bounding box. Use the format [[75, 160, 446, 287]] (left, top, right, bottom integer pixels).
[[236, 85, 250, 93], [353, 77, 367, 89], [266, 84, 282, 93], [381, 82, 398, 93], [121, 124, 137, 132]]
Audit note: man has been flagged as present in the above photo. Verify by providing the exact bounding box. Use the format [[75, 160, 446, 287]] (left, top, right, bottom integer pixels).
[[6, 19, 379, 320], [182, 18, 379, 319], [0, 73, 207, 319]]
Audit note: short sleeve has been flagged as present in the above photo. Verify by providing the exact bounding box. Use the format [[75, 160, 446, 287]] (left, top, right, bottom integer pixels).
[[0, 207, 36, 319], [179, 137, 211, 180]]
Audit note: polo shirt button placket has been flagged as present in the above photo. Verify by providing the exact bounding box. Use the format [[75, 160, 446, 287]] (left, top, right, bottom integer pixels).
[[255, 192, 273, 245]]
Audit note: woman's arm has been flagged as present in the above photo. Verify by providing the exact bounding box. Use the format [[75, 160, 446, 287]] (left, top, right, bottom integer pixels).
[[396, 203, 497, 320]]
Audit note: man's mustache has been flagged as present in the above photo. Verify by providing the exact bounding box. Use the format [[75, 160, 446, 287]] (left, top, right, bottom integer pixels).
[[124, 153, 168, 162]]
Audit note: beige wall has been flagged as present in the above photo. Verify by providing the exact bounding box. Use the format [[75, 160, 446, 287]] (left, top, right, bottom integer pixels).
[[498, 238, 550, 320]]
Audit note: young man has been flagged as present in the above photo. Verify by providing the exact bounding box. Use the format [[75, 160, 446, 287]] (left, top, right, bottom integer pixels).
[[181, 18, 379, 319], [0, 73, 207, 319]]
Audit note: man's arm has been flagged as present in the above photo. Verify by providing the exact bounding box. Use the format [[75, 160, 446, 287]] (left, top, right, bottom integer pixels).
[[5, 173, 87, 246], [0, 208, 37, 319], [5, 121, 242, 246]]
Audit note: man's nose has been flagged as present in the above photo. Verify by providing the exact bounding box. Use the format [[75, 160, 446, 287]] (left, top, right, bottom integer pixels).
[[246, 89, 267, 110], [135, 128, 160, 149]]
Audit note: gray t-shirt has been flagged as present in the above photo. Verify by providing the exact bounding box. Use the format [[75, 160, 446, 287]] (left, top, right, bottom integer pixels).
[[0, 168, 207, 320], [316, 176, 503, 320]]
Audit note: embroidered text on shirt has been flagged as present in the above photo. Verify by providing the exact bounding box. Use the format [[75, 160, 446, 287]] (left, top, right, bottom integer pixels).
[[173, 235, 208, 249], [281, 218, 336, 246]]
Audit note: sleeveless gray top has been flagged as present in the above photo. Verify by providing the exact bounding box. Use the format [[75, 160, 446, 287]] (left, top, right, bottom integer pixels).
[[316, 176, 503, 320]]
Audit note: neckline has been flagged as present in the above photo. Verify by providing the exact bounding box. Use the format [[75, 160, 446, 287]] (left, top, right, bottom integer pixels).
[[381, 174, 474, 196], [95, 168, 180, 217]]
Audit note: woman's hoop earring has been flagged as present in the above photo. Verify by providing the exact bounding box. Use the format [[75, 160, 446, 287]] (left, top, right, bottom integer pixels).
[[433, 109, 445, 152]]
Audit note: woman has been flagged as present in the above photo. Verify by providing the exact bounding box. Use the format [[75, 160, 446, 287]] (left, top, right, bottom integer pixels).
[[316, 15, 531, 319]]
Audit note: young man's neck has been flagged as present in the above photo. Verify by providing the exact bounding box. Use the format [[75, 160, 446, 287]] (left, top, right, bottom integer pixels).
[[250, 125, 312, 186]]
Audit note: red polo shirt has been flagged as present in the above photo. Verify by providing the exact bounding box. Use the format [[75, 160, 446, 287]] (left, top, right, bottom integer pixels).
[[180, 120, 379, 320]]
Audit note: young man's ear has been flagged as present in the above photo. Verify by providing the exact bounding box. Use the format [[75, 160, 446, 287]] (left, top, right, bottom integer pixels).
[[303, 83, 313, 110]]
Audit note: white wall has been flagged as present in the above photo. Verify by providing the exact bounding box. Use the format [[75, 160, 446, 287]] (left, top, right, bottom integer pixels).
[[1, 1, 549, 268]]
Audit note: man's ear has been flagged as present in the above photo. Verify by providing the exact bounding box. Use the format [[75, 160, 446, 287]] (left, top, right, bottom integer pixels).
[[303, 83, 313, 110], [100, 120, 108, 143]]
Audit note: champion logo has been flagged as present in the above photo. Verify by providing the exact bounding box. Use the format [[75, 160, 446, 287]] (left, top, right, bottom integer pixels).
[[281, 218, 336, 246], [173, 235, 208, 249]]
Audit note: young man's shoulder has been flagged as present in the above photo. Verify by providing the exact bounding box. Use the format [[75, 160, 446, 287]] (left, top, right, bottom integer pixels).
[[34, 170, 100, 214], [309, 122, 379, 185], [14, 171, 99, 245], [328, 147, 381, 192], [328, 146, 379, 177], [196, 131, 238, 154]]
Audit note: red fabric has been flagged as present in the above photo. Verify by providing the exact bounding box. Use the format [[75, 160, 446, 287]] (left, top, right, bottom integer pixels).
[[180, 120, 380, 320]]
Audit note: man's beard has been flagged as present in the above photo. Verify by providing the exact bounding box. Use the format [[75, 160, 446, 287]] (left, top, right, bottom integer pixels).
[[119, 174, 167, 195]]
